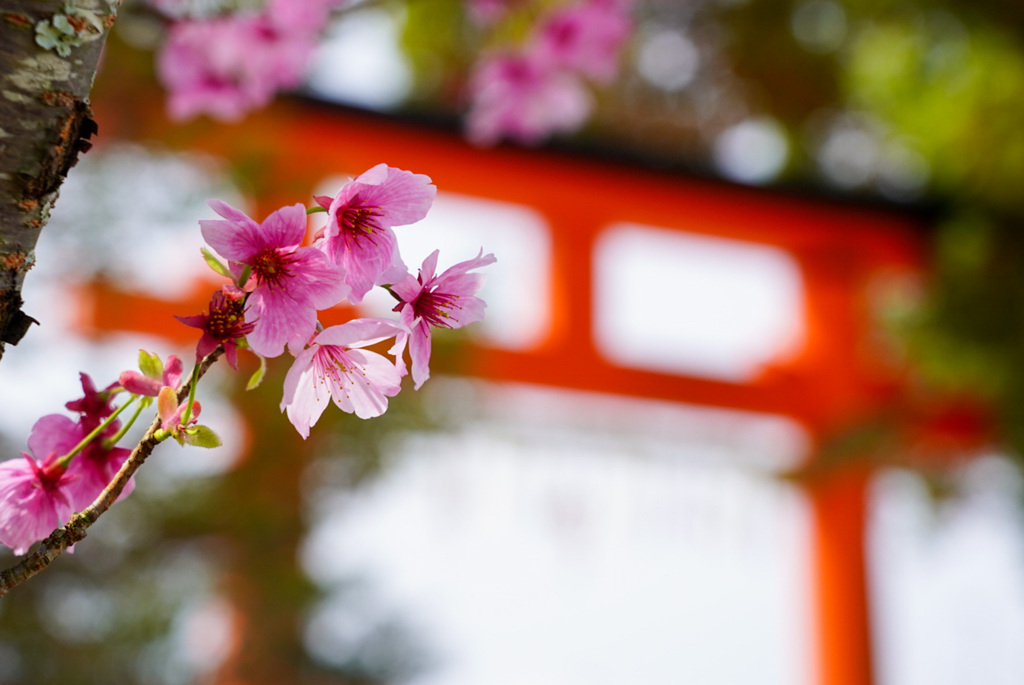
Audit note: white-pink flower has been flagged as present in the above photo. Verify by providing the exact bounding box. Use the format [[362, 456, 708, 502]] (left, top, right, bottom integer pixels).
[[314, 164, 436, 303], [391, 249, 496, 389], [0, 415, 81, 555], [465, 51, 593, 146], [201, 200, 349, 358], [280, 319, 407, 438]]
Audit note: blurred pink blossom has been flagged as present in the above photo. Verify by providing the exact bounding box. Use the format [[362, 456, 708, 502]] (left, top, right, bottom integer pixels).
[[156, 0, 332, 122], [466, 51, 592, 145], [464, 0, 633, 144], [533, 0, 633, 83]]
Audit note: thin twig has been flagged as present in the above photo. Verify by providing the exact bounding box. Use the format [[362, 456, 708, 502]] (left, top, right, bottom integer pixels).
[[0, 346, 224, 598]]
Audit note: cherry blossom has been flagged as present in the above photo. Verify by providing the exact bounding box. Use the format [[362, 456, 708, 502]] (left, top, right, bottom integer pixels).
[[391, 249, 496, 389], [280, 319, 407, 438], [0, 415, 81, 555], [201, 200, 349, 358], [176, 286, 256, 368], [314, 164, 436, 303]]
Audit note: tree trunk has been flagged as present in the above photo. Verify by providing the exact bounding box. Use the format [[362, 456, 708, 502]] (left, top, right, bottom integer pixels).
[[0, 0, 117, 359]]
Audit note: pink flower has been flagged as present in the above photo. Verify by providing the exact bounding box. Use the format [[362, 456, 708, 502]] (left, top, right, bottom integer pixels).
[[314, 164, 436, 303], [201, 200, 349, 358], [391, 250, 496, 389], [465, 51, 593, 146], [176, 286, 256, 369], [280, 319, 407, 438], [532, 0, 633, 84], [119, 354, 184, 397], [19, 414, 133, 514], [0, 415, 81, 555]]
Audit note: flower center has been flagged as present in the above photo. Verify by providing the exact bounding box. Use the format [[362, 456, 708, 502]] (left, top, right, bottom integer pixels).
[[251, 247, 298, 291], [414, 291, 460, 329], [207, 294, 255, 340], [28, 453, 68, 492], [339, 205, 385, 235]]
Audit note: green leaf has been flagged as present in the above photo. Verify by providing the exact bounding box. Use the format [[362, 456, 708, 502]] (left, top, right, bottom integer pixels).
[[138, 349, 163, 380], [246, 354, 267, 391], [201, 247, 233, 279], [184, 425, 222, 449]]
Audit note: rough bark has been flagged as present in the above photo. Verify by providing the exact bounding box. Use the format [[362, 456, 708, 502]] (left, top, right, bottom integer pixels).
[[0, 0, 117, 359]]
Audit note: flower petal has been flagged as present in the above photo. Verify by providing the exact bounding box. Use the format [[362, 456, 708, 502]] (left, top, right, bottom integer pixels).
[[408, 321, 433, 390], [286, 246, 349, 310], [245, 288, 317, 358], [200, 200, 264, 261], [280, 347, 330, 439], [27, 415, 81, 462], [313, 318, 407, 349], [347, 165, 436, 228], [326, 348, 403, 419], [258, 203, 307, 250]]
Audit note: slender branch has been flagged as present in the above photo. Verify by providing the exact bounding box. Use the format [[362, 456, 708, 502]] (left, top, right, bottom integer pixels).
[[0, 346, 224, 597]]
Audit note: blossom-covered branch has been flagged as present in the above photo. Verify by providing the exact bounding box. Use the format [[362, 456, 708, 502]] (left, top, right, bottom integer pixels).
[[0, 347, 223, 598], [0, 163, 494, 595]]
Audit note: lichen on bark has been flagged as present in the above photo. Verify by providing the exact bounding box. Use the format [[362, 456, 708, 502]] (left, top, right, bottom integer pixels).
[[0, 0, 117, 357]]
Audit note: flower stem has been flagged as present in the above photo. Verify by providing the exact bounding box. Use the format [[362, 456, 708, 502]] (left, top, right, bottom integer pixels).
[[101, 400, 146, 449], [58, 396, 138, 469], [180, 363, 201, 426], [306, 206, 327, 215], [236, 265, 252, 290]]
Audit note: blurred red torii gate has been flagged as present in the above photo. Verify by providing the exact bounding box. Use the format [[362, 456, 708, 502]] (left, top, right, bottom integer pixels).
[[83, 97, 937, 685]]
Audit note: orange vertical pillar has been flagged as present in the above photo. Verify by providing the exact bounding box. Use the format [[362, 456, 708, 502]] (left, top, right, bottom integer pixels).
[[810, 469, 874, 685]]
